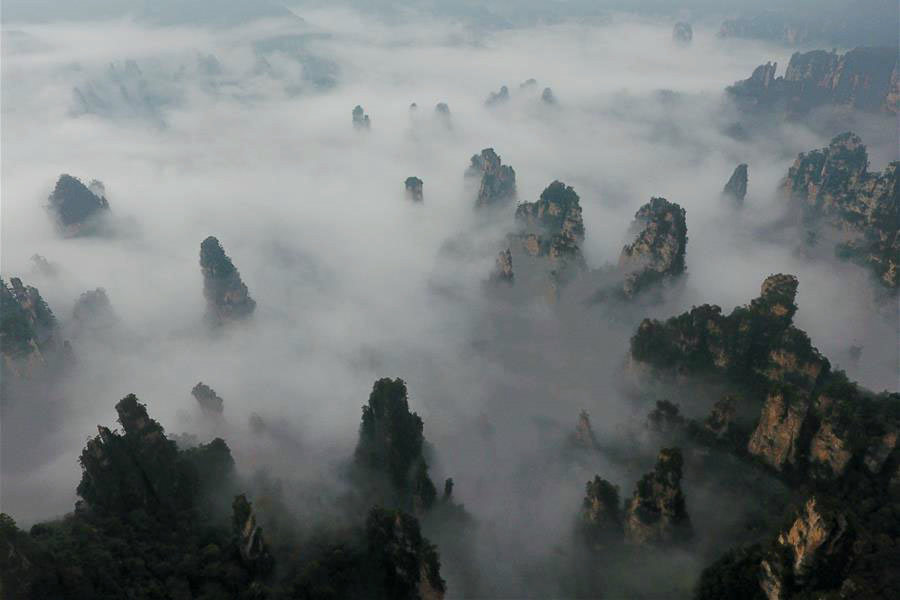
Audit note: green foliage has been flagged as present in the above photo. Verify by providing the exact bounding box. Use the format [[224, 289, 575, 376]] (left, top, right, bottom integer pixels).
[[354, 377, 437, 511], [694, 544, 766, 600]]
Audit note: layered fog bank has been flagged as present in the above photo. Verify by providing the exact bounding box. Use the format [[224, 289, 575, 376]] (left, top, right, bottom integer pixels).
[[2, 4, 898, 598]]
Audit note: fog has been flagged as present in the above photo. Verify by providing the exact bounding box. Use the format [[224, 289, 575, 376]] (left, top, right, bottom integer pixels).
[[2, 4, 897, 597]]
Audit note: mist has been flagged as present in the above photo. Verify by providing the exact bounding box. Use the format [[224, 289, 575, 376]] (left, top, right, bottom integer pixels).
[[2, 3, 898, 598]]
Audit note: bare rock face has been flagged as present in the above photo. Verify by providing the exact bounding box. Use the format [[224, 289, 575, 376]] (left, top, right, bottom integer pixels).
[[759, 497, 852, 600], [192, 382, 224, 414], [579, 476, 623, 546], [467, 148, 517, 208], [618, 197, 687, 298], [624, 448, 692, 545], [572, 410, 600, 450], [200, 236, 256, 325], [502, 181, 586, 299], [672, 22, 693, 44], [47, 174, 110, 236], [232, 494, 273, 573], [723, 163, 749, 204], [747, 388, 811, 472], [782, 132, 899, 289], [490, 248, 514, 284], [728, 47, 899, 114], [405, 176, 424, 202], [352, 104, 371, 129]]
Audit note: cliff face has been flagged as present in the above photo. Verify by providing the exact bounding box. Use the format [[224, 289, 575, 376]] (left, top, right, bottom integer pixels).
[[490, 248, 514, 284], [353, 104, 371, 129], [1, 277, 65, 377], [728, 47, 899, 115], [200, 236, 256, 324], [631, 273, 828, 389], [72, 288, 117, 333], [502, 181, 586, 300], [746, 388, 811, 472], [624, 448, 692, 545], [467, 148, 516, 208], [47, 174, 110, 236], [618, 197, 687, 298], [571, 410, 600, 450], [366, 508, 446, 600], [723, 163, 749, 204], [579, 476, 622, 546], [405, 176, 424, 202], [782, 132, 899, 289], [759, 497, 853, 600], [192, 382, 224, 414], [354, 378, 438, 514]]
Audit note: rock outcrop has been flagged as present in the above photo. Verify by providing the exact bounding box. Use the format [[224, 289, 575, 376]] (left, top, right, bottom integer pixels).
[[365, 507, 446, 600], [352, 104, 371, 129], [72, 288, 117, 333], [47, 174, 110, 236], [571, 410, 600, 450], [541, 87, 557, 105], [618, 197, 687, 298], [192, 382, 224, 414], [405, 176, 424, 202], [1, 277, 63, 375], [77, 394, 231, 514], [672, 22, 693, 44], [727, 47, 899, 114], [579, 476, 623, 546], [485, 85, 509, 106], [232, 494, 273, 573], [200, 236, 256, 325], [503, 181, 586, 299], [466, 148, 517, 208], [781, 132, 899, 289], [631, 273, 826, 388], [434, 102, 451, 128], [703, 396, 738, 440], [624, 448, 692, 545], [490, 248, 514, 284], [747, 388, 812, 473], [354, 378, 438, 513], [759, 497, 852, 600], [723, 163, 749, 204]]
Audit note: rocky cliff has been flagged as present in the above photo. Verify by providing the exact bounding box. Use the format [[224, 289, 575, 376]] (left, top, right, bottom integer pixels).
[[723, 163, 749, 205], [354, 378, 438, 514], [618, 197, 687, 298], [200, 236, 256, 325], [192, 381, 224, 414], [72, 288, 117, 333], [1, 277, 65, 377], [728, 47, 899, 115], [500, 180, 586, 299], [353, 104, 371, 129], [782, 132, 899, 289], [47, 174, 110, 236], [624, 448, 692, 545], [579, 476, 623, 547], [467, 148, 516, 208], [405, 176, 424, 202]]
